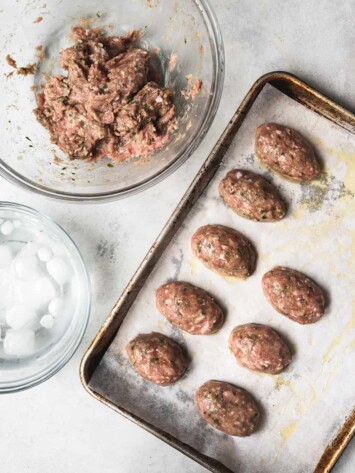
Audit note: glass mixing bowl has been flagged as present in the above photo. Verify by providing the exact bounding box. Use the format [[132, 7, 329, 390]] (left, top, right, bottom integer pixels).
[[0, 203, 90, 393], [0, 0, 224, 202]]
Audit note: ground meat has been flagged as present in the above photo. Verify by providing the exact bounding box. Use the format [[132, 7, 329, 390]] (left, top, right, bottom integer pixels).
[[219, 169, 286, 222], [183, 75, 203, 99], [126, 332, 188, 386], [34, 26, 176, 162], [194, 380, 260, 436], [229, 323, 292, 374], [156, 281, 224, 335], [255, 123, 321, 182], [262, 266, 325, 324], [191, 224, 257, 278], [6, 54, 37, 77]]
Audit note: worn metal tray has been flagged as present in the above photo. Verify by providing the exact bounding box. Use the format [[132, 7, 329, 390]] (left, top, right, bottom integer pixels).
[[80, 72, 355, 473]]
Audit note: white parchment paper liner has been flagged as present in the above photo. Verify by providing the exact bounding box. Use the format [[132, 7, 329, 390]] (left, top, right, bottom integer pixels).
[[90, 84, 355, 473]]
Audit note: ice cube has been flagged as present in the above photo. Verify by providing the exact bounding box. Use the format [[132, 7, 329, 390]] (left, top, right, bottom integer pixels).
[[37, 246, 53, 262], [0, 244, 13, 268], [47, 257, 72, 285], [1, 220, 14, 236], [6, 305, 37, 330], [34, 277, 58, 306], [48, 297, 63, 318], [13, 276, 58, 311], [4, 328, 35, 356], [23, 242, 39, 256], [1, 270, 18, 309], [40, 314, 55, 329], [13, 280, 37, 308], [35, 233, 52, 246], [50, 242, 66, 256], [14, 253, 41, 281]]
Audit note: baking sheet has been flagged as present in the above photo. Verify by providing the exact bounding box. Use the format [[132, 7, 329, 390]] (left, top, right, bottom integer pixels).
[[89, 84, 355, 473]]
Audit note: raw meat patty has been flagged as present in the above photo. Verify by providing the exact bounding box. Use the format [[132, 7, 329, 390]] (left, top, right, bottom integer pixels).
[[262, 266, 325, 324], [229, 323, 292, 374], [255, 123, 320, 182], [219, 169, 286, 222], [191, 224, 256, 278], [156, 281, 224, 335], [126, 332, 188, 386], [194, 380, 260, 436]]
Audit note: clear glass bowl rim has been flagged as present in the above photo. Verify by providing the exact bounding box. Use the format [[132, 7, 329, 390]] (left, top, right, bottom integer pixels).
[[0, 202, 91, 393]]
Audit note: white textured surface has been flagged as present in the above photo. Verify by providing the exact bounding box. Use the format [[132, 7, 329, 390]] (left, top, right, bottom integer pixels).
[[0, 1, 354, 472]]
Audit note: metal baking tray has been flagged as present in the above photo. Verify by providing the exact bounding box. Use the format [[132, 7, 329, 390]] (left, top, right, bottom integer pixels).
[[80, 72, 355, 473]]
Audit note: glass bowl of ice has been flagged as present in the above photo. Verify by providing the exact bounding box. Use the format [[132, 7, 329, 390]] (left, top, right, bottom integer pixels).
[[0, 202, 90, 392]]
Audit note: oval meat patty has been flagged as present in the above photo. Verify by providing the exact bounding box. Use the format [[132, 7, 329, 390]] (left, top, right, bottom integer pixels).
[[219, 169, 286, 222], [255, 123, 321, 182], [126, 332, 189, 386], [229, 323, 292, 374], [194, 380, 260, 436], [262, 266, 325, 324], [156, 281, 224, 335], [191, 224, 256, 278]]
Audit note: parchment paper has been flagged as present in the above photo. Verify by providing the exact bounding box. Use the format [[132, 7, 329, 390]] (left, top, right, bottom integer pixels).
[[90, 84, 355, 473]]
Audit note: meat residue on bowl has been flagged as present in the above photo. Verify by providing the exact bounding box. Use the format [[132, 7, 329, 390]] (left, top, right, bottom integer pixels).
[[34, 26, 177, 162], [6, 55, 37, 77]]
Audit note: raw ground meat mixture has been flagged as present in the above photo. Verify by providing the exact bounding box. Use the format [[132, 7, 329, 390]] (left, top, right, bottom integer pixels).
[[34, 26, 177, 162]]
